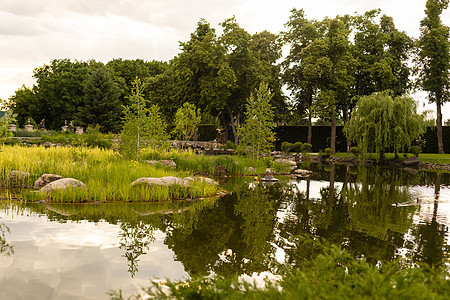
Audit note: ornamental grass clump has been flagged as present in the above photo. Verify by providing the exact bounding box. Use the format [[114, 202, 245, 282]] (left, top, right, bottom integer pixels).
[[0, 145, 218, 202]]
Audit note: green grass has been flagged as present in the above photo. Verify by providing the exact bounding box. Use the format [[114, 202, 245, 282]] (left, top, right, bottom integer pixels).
[[0, 145, 219, 203], [332, 152, 450, 165], [141, 148, 291, 175]]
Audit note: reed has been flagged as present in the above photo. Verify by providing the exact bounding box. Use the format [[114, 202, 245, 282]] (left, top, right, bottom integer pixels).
[[0, 145, 219, 203]]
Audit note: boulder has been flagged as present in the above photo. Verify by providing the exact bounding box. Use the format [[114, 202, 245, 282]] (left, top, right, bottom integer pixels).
[[215, 165, 229, 177], [9, 170, 30, 183], [274, 158, 297, 167], [341, 156, 357, 163], [144, 160, 177, 169], [292, 168, 313, 177], [260, 174, 280, 183], [40, 178, 86, 194], [244, 167, 257, 173], [183, 176, 218, 186], [131, 176, 190, 187], [34, 174, 64, 188], [402, 157, 420, 167]]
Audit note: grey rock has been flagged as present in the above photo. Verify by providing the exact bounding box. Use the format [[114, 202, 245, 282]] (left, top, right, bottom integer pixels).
[[9, 170, 30, 182], [131, 176, 190, 187], [215, 165, 229, 177], [183, 176, 218, 186], [402, 157, 420, 166], [260, 175, 280, 183], [34, 174, 64, 188], [40, 178, 86, 194]]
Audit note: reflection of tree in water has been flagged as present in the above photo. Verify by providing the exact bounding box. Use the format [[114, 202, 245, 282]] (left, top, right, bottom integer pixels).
[[0, 223, 14, 256], [119, 221, 155, 277]]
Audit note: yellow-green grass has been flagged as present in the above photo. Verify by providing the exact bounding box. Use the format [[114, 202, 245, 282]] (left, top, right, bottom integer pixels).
[[0, 145, 218, 202], [141, 148, 291, 175]]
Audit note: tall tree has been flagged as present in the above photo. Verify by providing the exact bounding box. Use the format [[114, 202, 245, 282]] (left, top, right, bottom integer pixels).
[[6, 85, 40, 127], [33, 59, 94, 129], [238, 82, 276, 159], [417, 0, 449, 154], [282, 9, 323, 144], [76, 65, 122, 133]]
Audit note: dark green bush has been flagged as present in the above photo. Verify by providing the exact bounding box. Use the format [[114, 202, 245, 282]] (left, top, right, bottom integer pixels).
[[281, 141, 294, 153], [350, 146, 359, 156], [302, 143, 312, 153], [84, 125, 111, 149], [293, 142, 303, 153], [409, 145, 421, 157], [220, 140, 237, 150], [324, 148, 332, 155]]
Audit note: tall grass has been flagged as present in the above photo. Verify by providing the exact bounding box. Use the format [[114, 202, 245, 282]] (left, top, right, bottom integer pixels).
[[0, 145, 218, 202], [141, 148, 290, 175]]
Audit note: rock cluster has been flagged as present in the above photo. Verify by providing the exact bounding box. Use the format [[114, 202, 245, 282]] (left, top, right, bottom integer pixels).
[[130, 176, 218, 187]]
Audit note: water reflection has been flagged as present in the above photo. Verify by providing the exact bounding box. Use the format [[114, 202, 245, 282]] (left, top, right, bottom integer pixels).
[[0, 223, 14, 256], [0, 164, 449, 298]]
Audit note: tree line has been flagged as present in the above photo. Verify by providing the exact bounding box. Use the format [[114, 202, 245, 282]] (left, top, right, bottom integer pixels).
[[4, 1, 449, 153]]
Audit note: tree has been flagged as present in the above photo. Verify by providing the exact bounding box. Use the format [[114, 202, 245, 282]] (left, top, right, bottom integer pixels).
[[33, 59, 94, 129], [238, 82, 276, 159], [173, 102, 201, 141], [6, 85, 40, 127], [76, 65, 122, 133], [0, 111, 15, 142], [119, 78, 168, 161], [345, 92, 427, 160], [417, 0, 450, 154]]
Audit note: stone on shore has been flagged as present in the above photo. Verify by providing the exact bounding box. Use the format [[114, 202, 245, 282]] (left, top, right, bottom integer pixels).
[[131, 176, 190, 187], [34, 174, 64, 188], [40, 178, 86, 194]]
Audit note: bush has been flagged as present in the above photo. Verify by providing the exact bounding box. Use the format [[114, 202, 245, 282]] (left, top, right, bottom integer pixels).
[[302, 143, 312, 153], [281, 142, 294, 153], [350, 146, 359, 156], [324, 148, 332, 155], [84, 125, 111, 149], [220, 140, 237, 150], [409, 145, 421, 157], [293, 142, 303, 153]]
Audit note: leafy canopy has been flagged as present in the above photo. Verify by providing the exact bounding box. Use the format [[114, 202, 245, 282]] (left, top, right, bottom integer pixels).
[[345, 92, 427, 160]]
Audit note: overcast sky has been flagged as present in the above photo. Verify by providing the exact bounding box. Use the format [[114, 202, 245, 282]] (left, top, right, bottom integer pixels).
[[1, 0, 449, 118]]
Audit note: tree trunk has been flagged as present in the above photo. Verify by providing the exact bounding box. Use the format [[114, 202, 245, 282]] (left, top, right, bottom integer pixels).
[[307, 110, 312, 145], [330, 111, 336, 154], [226, 104, 239, 145], [343, 105, 350, 154], [436, 100, 445, 154]]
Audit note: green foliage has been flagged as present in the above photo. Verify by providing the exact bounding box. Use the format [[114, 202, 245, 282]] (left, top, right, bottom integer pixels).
[[119, 78, 168, 161], [238, 82, 276, 159], [122, 237, 450, 300], [281, 141, 293, 153], [173, 102, 201, 141], [350, 146, 359, 156], [293, 142, 303, 153], [302, 143, 312, 153], [324, 148, 332, 155], [346, 92, 427, 160], [0, 111, 15, 142], [83, 125, 112, 149], [410, 145, 422, 157], [77, 65, 122, 133], [220, 140, 237, 150]]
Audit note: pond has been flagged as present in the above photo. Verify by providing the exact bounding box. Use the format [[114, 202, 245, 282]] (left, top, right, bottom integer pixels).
[[0, 163, 449, 299]]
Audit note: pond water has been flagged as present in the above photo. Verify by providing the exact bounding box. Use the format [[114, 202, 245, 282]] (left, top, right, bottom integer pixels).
[[0, 163, 449, 299]]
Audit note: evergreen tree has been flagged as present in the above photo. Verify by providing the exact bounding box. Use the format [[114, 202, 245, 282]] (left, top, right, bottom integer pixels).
[[77, 65, 122, 133]]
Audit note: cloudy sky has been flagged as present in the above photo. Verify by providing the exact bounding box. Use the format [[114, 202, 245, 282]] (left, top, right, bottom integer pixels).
[[1, 0, 449, 117]]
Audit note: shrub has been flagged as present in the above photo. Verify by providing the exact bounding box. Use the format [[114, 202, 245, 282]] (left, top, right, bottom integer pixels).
[[324, 148, 332, 155], [220, 140, 237, 150], [84, 125, 111, 149], [350, 146, 359, 156], [302, 143, 312, 153], [293, 142, 303, 153], [281, 142, 294, 153], [409, 145, 421, 157]]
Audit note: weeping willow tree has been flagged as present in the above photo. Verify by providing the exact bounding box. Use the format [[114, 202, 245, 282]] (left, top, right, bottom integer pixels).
[[345, 92, 427, 160]]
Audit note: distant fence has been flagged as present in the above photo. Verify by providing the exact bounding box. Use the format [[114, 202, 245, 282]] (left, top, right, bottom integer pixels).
[[272, 126, 450, 153]]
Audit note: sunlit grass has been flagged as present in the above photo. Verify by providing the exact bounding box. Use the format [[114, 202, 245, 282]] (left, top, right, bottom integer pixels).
[[332, 152, 450, 164], [0, 145, 219, 202]]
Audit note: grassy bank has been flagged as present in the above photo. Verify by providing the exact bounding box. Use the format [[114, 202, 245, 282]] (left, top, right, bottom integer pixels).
[[141, 148, 291, 175], [332, 152, 450, 165], [0, 145, 218, 202]]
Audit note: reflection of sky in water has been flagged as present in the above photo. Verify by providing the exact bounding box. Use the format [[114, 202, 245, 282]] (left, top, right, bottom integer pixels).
[[0, 210, 187, 300], [410, 185, 450, 228]]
